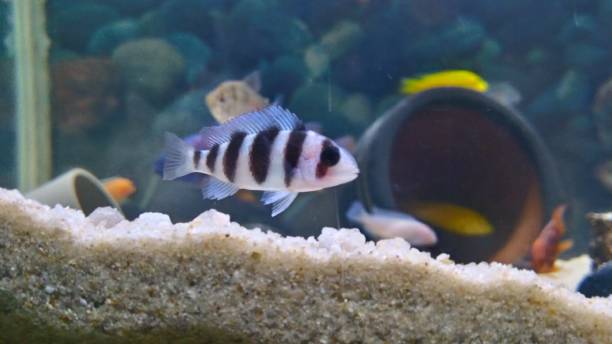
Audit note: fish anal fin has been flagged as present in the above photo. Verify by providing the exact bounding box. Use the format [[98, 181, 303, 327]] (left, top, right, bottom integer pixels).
[[261, 191, 299, 217], [201, 177, 239, 200]]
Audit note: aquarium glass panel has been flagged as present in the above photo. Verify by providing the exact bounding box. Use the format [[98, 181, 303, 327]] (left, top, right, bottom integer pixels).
[[0, 1, 14, 188], [37, 0, 611, 263]]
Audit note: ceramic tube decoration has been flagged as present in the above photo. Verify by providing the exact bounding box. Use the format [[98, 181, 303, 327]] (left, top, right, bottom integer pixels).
[[27, 168, 121, 215]]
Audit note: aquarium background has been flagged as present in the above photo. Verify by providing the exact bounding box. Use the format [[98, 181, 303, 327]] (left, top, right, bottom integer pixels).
[[0, 1, 14, 188], [3, 0, 612, 258]]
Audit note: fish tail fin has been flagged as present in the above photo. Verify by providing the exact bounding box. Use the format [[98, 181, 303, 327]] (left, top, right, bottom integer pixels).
[[163, 132, 196, 181], [153, 156, 165, 176], [346, 201, 366, 223]]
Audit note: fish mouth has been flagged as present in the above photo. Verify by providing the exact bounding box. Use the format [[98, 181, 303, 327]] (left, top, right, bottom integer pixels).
[[347, 170, 360, 181], [344, 160, 361, 180], [324, 167, 359, 188], [338, 167, 360, 184]]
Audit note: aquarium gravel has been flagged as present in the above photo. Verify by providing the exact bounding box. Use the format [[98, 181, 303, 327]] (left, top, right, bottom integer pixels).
[[0, 188, 611, 343]]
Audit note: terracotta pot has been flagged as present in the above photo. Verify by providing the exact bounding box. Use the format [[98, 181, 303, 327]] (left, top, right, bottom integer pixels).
[[356, 87, 564, 263]]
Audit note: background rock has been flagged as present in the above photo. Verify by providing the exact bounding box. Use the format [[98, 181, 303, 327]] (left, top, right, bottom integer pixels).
[[87, 20, 141, 55], [50, 58, 121, 134], [165, 32, 211, 86], [112, 38, 186, 106], [225, 0, 312, 67], [261, 55, 308, 100], [159, 0, 225, 41], [48, 3, 120, 51]]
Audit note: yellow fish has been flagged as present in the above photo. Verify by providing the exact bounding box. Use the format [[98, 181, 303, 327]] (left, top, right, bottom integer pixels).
[[405, 201, 493, 236], [400, 70, 489, 95]]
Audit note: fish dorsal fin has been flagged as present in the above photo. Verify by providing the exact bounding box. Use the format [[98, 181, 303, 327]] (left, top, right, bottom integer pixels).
[[272, 94, 284, 106], [261, 191, 299, 217], [199, 105, 302, 148], [243, 70, 262, 92], [201, 177, 240, 200], [551, 204, 567, 235]]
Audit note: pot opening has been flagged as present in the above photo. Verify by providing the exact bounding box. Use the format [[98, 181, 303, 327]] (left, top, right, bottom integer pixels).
[[74, 174, 116, 215], [390, 101, 544, 263]]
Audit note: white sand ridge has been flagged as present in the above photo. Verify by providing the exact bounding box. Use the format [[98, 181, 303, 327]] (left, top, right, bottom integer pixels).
[[0, 188, 610, 343]]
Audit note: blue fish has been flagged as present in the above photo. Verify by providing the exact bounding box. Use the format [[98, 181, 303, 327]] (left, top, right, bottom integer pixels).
[[578, 262, 612, 298]]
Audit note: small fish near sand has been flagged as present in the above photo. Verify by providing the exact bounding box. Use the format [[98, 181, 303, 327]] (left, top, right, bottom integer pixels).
[[163, 105, 359, 216], [530, 204, 573, 273], [346, 201, 437, 246], [103, 177, 136, 203], [405, 201, 494, 236], [205, 71, 270, 124]]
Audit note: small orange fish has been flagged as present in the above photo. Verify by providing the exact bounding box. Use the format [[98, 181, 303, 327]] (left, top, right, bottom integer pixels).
[[236, 190, 258, 204], [103, 177, 136, 203], [531, 205, 573, 273]]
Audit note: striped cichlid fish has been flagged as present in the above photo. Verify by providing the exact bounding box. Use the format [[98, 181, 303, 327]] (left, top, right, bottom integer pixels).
[[163, 105, 359, 216]]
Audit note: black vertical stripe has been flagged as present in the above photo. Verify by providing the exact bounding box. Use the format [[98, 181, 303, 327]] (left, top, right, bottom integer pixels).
[[316, 139, 340, 178], [284, 130, 307, 186], [249, 127, 280, 184], [193, 150, 201, 168], [223, 131, 247, 182], [206, 144, 219, 172]]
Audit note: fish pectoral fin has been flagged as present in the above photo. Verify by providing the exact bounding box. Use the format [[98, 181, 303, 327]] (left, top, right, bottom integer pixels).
[[201, 177, 240, 200], [556, 240, 573, 254], [261, 191, 299, 217]]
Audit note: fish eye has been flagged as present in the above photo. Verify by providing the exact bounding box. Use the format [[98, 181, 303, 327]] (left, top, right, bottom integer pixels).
[[320, 141, 340, 166]]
